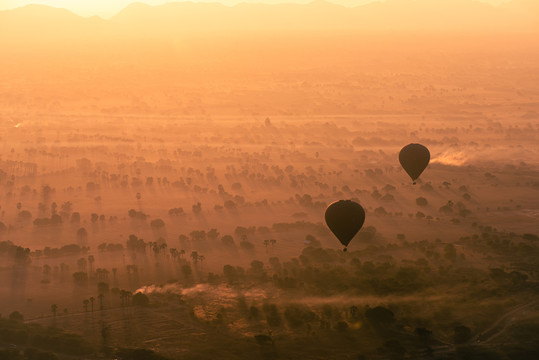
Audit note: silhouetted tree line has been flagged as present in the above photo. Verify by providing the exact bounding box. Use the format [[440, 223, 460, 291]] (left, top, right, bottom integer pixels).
[[0, 241, 31, 265]]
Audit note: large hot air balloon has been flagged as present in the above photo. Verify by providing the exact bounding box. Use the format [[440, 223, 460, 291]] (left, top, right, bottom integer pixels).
[[399, 143, 430, 184], [325, 200, 365, 251]]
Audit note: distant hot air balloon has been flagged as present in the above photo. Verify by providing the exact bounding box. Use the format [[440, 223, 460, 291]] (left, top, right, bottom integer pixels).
[[325, 200, 365, 252], [399, 143, 430, 184]]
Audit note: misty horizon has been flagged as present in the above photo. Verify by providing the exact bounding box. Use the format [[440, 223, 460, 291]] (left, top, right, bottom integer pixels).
[[0, 0, 521, 19]]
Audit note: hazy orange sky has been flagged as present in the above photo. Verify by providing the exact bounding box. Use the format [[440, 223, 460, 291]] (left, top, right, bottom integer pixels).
[[0, 0, 511, 18]]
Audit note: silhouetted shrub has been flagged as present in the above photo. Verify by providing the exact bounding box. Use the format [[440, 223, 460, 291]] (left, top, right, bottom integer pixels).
[[132, 292, 149, 306], [454, 325, 472, 344], [365, 306, 394, 327], [263, 303, 282, 327], [283, 304, 316, 328], [9, 311, 24, 322]]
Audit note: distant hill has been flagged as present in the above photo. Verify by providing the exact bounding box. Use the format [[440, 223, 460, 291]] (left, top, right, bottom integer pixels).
[[0, 4, 105, 31], [0, 4, 110, 43], [110, 0, 537, 32], [0, 0, 537, 44]]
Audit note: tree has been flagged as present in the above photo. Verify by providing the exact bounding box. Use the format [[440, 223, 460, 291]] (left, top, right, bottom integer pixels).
[[9, 311, 24, 321], [444, 243, 457, 262], [198, 255, 205, 271], [71, 212, 81, 224], [263, 303, 282, 327], [415, 327, 432, 344], [17, 210, 32, 223], [439, 201, 454, 214], [87, 255, 95, 274], [223, 265, 238, 283], [335, 321, 349, 332], [305, 234, 320, 247], [89, 297, 95, 312], [132, 292, 149, 306], [190, 251, 199, 266], [60, 201, 72, 218], [365, 306, 395, 327], [150, 218, 166, 232], [383, 339, 406, 360], [454, 325, 471, 344], [240, 240, 255, 254], [254, 334, 273, 346], [192, 202, 202, 214], [43, 264, 52, 277], [250, 260, 264, 274], [207, 229, 219, 241], [100, 321, 111, 349], [77, 257, 87, 272], [221, 235, 236, 249], [283, 304, 315, 329], [181, 265, 192, 280], [73, 272, 88, 286], [98, 294, 105, 310], [224, 200, 237, 210], [349, 306, 360, 322], [77, 228, 88, 246], [51, 214, 62, 226], [120, 290, 129, 307]]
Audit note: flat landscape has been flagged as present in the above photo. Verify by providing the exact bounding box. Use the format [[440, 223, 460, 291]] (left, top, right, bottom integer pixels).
[[0, 1, 538, 359]]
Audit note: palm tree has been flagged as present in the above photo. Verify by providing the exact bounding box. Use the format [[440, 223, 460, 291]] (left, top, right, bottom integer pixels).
[[88, 255, 95, 275], [120, 290, 127, 307], [263, 239, 270, 253], [179, 249, 185, 260], [190, 251, 199, 266], [169, 248, 178, 261], [198, 255, 205, 271], [125, 291, 132, 306], [98, 293, 105, 310], [159, 243, 167, 254], [120, 290, 133, 307], [89, 297, 95, 312], [77, 257, 87, 272], [96, 268, 109, 281], [43, 264, 51, 281]]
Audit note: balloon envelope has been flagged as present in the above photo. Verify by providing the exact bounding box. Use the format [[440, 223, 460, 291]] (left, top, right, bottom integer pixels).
[[325, 200, 365, 249], [399, 143, 430, 182]]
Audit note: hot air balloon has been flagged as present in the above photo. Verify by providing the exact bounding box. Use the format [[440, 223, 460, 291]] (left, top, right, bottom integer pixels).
[[399, 143, 430, 184], [325, 200, 365, 251]]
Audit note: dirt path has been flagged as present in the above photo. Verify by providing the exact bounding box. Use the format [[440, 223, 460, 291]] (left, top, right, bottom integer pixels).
[[472, 299, 539, 344]]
